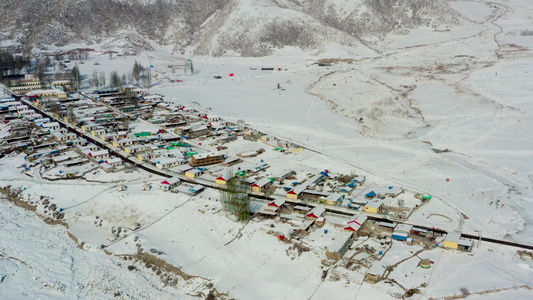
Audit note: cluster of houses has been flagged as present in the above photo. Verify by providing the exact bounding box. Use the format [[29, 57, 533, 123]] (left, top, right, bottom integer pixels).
[[3, 81, 486, 296]]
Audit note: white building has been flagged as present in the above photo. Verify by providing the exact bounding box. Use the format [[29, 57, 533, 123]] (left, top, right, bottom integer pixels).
[[158, 178, 181, 191]]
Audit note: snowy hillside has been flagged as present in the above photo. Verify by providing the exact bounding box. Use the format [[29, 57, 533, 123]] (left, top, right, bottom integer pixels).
[[0, 197, 206, 300], [0, 0, 469, 56]]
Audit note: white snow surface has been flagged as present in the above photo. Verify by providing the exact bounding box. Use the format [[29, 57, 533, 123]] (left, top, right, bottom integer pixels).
[[3, 0, 533, 299], [0, 197, 196, 300]]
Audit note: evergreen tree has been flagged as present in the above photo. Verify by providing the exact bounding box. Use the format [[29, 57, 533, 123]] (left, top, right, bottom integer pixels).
[[110, 71, 121, 90]]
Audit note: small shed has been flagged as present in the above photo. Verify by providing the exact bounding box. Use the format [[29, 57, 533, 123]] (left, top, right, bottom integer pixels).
[[306, 206, 326, 219], [392, 232, 409, 241], [411, 227, 428, 236], [324, 193, 344, 205], [444, 232, 461, 249], [268, 199, 286, 208], [365, 263, 384, 283], [159, 178, 181, 191], [251, 178, 272, 192], [419, 259, 432, 269], [188, 185, 204, 194], [444, 232, 473, 252], [128, 222, 141, 231], [107, 233, 119, 242], [344, 214, 368, 232], [365, 191, 377, 199], [394, 224, 413, 234], [215, 176, 227, 185], [364, 199, 383, 214], [326, 232, 353, 261], [185, 169, 203, 178], [106, 157, 123, 167]]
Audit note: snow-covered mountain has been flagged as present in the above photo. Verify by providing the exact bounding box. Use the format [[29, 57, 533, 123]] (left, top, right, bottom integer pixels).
[[0, 0, 467, 56]]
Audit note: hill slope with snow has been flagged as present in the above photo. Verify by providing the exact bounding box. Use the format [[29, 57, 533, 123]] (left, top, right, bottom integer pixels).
[[0, 0, 468, 56]]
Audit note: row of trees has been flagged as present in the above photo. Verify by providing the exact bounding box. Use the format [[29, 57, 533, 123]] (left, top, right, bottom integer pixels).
[[0, 49, 32, 79], [87, 61, 151, 90]]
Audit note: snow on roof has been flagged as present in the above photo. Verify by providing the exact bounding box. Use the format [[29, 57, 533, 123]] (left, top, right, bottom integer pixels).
[[126, 144, 151, 150], [325, 193, 344, 201], [189, 185, 204, 193], [157, 157, 183, 164], [379, 221, 397, 228], [347, 214, 368, 226], [268, 199, 286, 207], [344, 223, 362, 231], [161, 177, 180, 185], [277, 169, 295, 178], [392, 232, 409, 238], [192, 125, 209, 131], [177, 166, 194, 173], [27, 89, 65, 96], [394, 224, 413, 233], [328, 231, 353, 252], [50, 131, 64, 137], [192, 152, 221, 160], [106, 157, 122, 164], [368, 263, 385, 276], [291, 173, 326, 195], [294, 205, 312, 211], [90, 150, 109, 157], [446, 232, 461, 243], [79, 117, 95, 122], [252, 178, 271, 187], [52, 152, 79, 162], [458, 239, 473, 247], [306, 206, 326, 218], [412, 227, 428, 233], [366, 199, 383, 208], [301, 190, 329, 196], [142, 95, 163, 100], [42, 122, 60, 128], [52, 80, 70, 84]]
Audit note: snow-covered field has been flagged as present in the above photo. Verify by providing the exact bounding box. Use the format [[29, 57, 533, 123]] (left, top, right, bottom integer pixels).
[[0, 195, 204, 300], [2, 0, 533, 299]]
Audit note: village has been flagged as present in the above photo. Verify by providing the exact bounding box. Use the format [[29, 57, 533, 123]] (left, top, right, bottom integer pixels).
[[0, 56, 486, 297]]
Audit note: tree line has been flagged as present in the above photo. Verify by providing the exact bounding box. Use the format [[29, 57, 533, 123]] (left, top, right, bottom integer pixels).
[[88, 61, 151, 90]]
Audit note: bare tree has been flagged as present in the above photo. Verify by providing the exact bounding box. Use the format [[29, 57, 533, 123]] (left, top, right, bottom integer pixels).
[[142, 68, 151, 89], [99, 72, 106, 87], [220, 170, 250, 222], [67, 106, 78, 125], [47, 101, 62, 115], [91, 71, 99, 88], [35, 57, 46, 83]]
